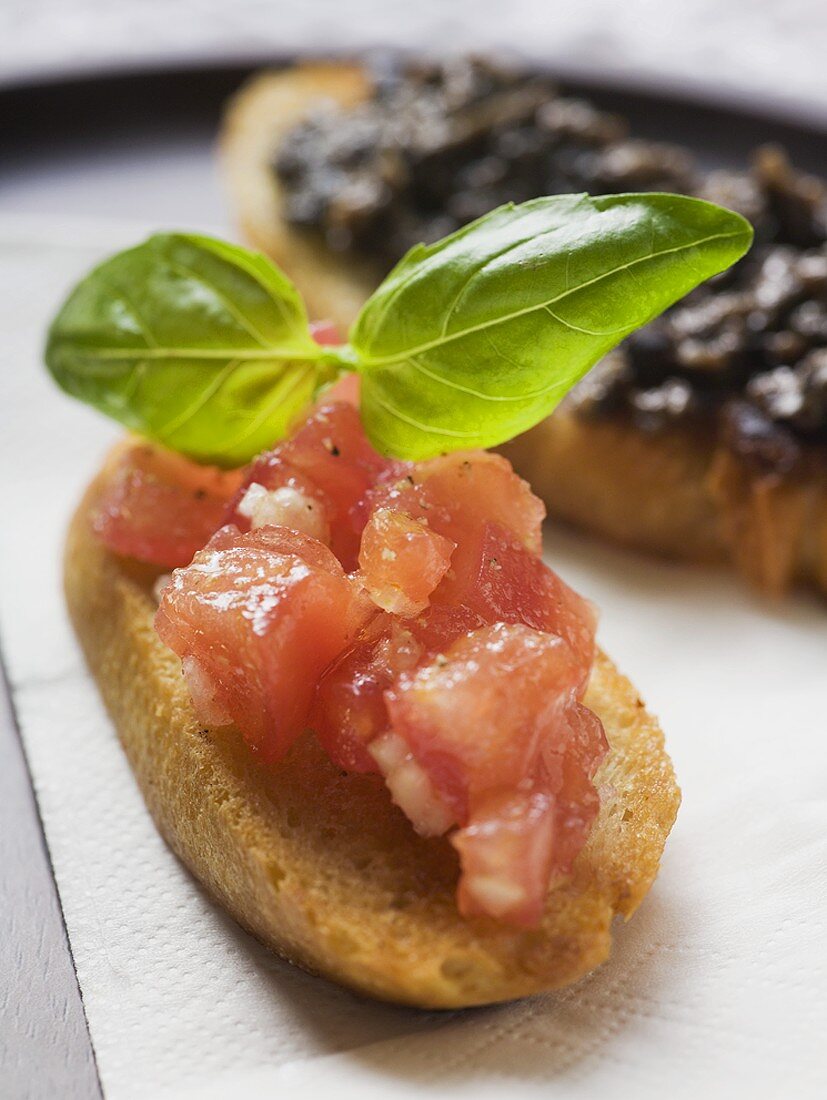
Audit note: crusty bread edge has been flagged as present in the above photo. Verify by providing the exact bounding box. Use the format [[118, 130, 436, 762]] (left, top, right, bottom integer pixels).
[[220, 62, 380, 332], [63, 453, 680, 1009], [502, 406, 827, 597]]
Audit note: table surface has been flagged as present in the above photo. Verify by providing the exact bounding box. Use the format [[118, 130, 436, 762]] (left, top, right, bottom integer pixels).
[[0, 668, 103, 1098], [2, 52, 826, 1100]]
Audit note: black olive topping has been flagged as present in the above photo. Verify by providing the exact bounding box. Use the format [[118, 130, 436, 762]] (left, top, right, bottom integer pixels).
[[274, 56, 827, 459]]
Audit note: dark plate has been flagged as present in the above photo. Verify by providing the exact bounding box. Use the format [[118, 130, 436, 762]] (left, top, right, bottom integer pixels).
[[2, 60, 826, 229], [4, 57, 827, 156]]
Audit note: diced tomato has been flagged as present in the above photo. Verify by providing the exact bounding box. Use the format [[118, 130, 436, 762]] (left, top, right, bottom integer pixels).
[[155, 524, 374, 762], [358, 508, 455, 616], [226, 402, 397, 569], [92, 444, 242, 568], [386, 624, 581, 819], [367, 451, 545, 555], [313, 616, 418, 773], [453, 786, 557, 926], [385, 623, 607, 926], [437, 521, 597, 688], [455, 704, 607, 926], [545, 703, 607, 871], [312, 604, 485, 774]]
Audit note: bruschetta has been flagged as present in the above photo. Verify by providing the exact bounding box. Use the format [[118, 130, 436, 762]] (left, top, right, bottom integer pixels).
[[47, 187, 748, 1006], [220, 58, 827, 598], [64, 440, 679, 1008]]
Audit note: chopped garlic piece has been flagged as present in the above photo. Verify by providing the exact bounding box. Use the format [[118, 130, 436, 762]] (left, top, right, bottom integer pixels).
[[464, 875, 527, 918], [152, 573, 172, 604], [182, 655, 233, 727], [369, 731, 454, 837], [237, 482, 329, 543]]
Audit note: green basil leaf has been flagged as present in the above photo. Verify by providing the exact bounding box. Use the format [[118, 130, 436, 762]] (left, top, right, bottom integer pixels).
[[350, 193, 753, 458], [45, 233, 344, 466]]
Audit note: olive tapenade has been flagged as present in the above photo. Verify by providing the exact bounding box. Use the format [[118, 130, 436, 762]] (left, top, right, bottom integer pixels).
[[274, 57, 827, 464]]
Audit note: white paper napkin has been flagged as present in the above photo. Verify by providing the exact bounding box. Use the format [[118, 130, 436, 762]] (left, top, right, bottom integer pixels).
[[1, 218, 825, 1099]]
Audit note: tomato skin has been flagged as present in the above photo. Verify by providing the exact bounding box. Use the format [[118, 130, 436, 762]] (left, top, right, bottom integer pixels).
[[93, 444, 242, 568], [155, 524, 373, 762]]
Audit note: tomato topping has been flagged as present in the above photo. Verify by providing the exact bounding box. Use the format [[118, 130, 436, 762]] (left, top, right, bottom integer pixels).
[[452, 786, 557, 926], [128, 391, 606, 928], [438, 521, 597, 688], [545, 702, 607, 871], [386, 624, 607, 926], [155, 524, 373, 762], [226, 402, 397, 569], [358, 508, 455, 616], [386, 624, 581, 817], [312, 618, 402, 774], [92, 444, 242, 568], [312, 605, 485, 774], [367, 450, 545, 555]]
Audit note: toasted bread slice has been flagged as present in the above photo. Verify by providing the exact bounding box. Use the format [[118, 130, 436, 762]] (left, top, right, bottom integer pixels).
[[64, 451, 679, 1009], [501, 408, 827, 598], [221, 63, 827, 599]]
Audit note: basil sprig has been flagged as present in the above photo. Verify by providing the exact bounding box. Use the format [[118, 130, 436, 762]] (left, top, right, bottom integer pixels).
[[46, 195, 752, 464], [45, 233, 339, 466]]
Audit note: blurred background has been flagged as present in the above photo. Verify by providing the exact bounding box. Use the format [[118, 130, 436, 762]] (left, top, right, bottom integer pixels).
[[3, 0, 827, 110], [2, 0, 826, 230]]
